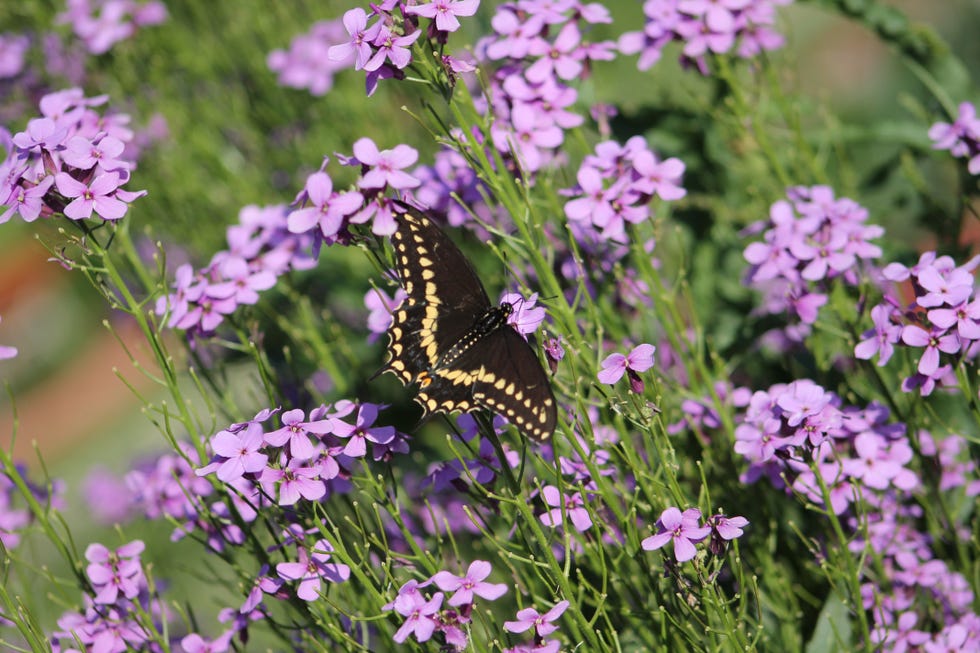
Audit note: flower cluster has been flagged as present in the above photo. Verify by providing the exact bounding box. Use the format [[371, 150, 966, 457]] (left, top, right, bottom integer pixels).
[[154, 204, 315, 336], [563, 136, 686, 245], [383, 559, 507, 647], [477, 1, 616, 174], [326, 5, 424, 96], [619, 0, 792, 74], [196, 401, 407, 512], [734, 380, 919, 512], [733, 381, 979, 647], [929, 101, 980, 175], [268, 19, 354, 96], [743, 185, 883, 346], [856, 251, 980, 396], [1, 88, 147, 224], [50, 539, 167, 651], [642, 507, 748, 562], [57, 0, 168, 56]]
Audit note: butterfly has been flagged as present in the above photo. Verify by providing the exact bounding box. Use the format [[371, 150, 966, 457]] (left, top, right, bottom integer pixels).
[[380, 201, 557, 440]]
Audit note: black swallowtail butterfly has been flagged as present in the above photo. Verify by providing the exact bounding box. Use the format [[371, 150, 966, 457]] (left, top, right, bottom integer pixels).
[[380, 202, 557, 440]]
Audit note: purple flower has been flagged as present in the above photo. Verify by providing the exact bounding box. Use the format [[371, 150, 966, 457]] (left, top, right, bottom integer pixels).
[[775, 378, 832, 428], [261, 457, 327, 506], [352, 138, 420, 190], [526, 23, 583, 82], [0, 33, 29, 79], [365, 286, 408, 341], [200, 423, 269, 482], [493, 106, 564, 172], [364, 26, 420, 72], [544, 336, 564, 374], [929, 101, 980, 175], [62, 134, 128, 172], [391, 591, 445, 643], [915, 264, 973, 308], [269, 18, 354, 95], [900, 325, 960, 376], [1, 175, 55, 224], [286, 171, 364, 238], [327, 9, 380, 70], [85, 540, 147, 605], [263, 408, 334, 460], [55, 171, 145, 221], [641, 506, 711, 562], [405, 0, 481, 33], [539, 485, 593, 531], [598, 343, 656, 385], [854, 304, 902, 366], [501, 291, 546, 336], [276, 538, 350, 600], [431, 560, 508, 606], [57, 0, 167, 55], [330, 402, 396, 458], [706, 514, 749, 555], [503, 600, 570, 636]]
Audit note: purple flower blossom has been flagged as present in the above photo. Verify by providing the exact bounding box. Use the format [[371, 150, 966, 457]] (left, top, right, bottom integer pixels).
[[330, 402, 396, 458], [0, 33, 29, 79], [386, 584, 445, 644], [364, 26, 420, 72], [286, 170, 364, 238], [261, 457, 327, 506], [1, 89, 147, 224], [57, 0, 168, 55], [269, 18, 354, 95], [501, 291, 547, 337], [854, 304, 902, 366], [598, 343, 656, 387], [85, 540, 147, 605], [352, 138, 420, 190], [365, 285, 408, 342], [641, 506, 711, 562], [503, 600, 570, 636], [620, 0, 791, 74], [743, 186, 881, 338], [544, 336, 564, 373], [929, 101, 980, 175], [327, 9, 379, 70], [199, 422, 269, 483], [562, 136, 685, 244], [405, 0, 481, 34], [706, 514, 749, 555], [276, 537, 350, 600], [431, 560, 508, 606], [539, 485, 593, 531], [264, 408, 334, 461], [55, 171, 139, 221], [900, 325, 960, 376]]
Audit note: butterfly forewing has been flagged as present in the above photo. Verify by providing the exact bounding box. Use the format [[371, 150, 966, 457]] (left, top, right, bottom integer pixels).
[[383, 202, 557, 441]]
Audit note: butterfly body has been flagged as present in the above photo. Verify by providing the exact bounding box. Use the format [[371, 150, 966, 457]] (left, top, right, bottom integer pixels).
[[382, 202, 557, 440]]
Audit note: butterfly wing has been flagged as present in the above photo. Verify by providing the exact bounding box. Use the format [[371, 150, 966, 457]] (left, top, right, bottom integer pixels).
[[433, 326, 557, 441], [385, 202, 492, 382]]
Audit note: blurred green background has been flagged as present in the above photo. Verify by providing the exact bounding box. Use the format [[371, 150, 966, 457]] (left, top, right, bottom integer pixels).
[[0, 0, 978, 631]]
